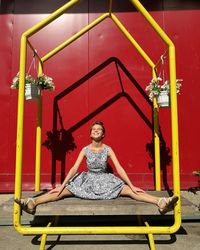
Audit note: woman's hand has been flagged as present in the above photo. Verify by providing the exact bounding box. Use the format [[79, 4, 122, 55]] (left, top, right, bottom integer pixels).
[[131, 186, 146, 194], [48, 185, 64, 197]]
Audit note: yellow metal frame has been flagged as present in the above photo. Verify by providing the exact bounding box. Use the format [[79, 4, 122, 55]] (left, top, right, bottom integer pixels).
[[14, 0, 181, 244]]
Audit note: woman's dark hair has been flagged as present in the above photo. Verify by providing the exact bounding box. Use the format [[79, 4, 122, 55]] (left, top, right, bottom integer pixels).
[[90, 120, 105, 134]]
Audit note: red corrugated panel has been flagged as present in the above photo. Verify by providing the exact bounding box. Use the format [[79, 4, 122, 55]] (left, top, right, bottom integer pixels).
[[0, 1, 200, 191]]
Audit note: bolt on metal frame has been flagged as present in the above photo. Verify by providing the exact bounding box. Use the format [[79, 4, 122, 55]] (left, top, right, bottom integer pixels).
[[14, 0, 181, 248]]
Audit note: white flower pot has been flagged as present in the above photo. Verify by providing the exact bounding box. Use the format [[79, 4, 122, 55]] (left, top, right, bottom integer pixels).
[[25, 83, 40, 100], [157, 90, 169, 107]]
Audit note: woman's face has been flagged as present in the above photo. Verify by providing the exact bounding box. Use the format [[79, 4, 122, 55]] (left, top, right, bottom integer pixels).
[[90, 124, 104, 141]]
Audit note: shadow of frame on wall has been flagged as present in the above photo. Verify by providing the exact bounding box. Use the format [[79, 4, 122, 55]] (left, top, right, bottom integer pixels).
[[43, 56, 171, 188]]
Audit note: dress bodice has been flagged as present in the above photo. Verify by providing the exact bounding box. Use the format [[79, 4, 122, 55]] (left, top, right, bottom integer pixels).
[[67, 144, 124, 199], [85, 145, 109, 173]]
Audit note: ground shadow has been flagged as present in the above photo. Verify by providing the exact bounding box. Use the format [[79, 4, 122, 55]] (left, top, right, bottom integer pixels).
[[188, 183, 200, 193], [31, 235, 177, 250], [30, 215, 187, 249]]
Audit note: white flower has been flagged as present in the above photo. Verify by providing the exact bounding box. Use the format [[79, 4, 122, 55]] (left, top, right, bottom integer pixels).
[[35, 74, 55, 91], [11, 72, 55, 91], [145, 77, 182, 101], [145, 77, 162, 101]]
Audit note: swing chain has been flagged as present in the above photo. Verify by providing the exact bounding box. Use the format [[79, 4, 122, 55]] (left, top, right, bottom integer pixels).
[[159, 54, 166, 82], [27, 49, 37, 75]]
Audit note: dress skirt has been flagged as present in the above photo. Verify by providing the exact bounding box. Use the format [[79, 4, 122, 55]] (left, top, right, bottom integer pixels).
[[66, 171, 125, 200]]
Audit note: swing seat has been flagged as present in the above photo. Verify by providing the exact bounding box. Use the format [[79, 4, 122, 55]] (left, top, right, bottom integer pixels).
[[17, 191, 193, 217]]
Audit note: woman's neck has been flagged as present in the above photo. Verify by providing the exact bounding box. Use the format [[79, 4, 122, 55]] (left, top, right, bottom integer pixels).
[[91, 140, 103, 148]]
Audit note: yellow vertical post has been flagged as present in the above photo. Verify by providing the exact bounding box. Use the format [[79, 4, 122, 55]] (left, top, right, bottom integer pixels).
[[144, 221, 156, 250], [109, 0, 113, 15], [129, 0, 181, 220], [168, 45, 181, 223], [152, 69, 161, 191], [14, 35, 27, 225], [35, 62, 43, 191], [40, 222, 52, 250]]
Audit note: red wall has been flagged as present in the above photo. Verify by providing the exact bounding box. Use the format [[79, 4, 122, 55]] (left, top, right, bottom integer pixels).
[[0, 0, 200, 192]]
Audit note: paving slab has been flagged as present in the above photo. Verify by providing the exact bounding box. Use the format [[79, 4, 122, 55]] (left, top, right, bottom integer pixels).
[[0, 222, 200, 250]]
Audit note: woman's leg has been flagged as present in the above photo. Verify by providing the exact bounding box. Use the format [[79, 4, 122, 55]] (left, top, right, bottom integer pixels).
[[120, 185, 159, 205], [119, 185, 177, 211], [34, 188, 73, 207], [16, 188, 73, 212]]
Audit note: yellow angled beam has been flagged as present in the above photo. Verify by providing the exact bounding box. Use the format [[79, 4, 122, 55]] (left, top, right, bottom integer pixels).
[[42, 13, 109, 62], [111, 13, 161, 190], [23, 0, 79, 38], [129, 0, 181, 228], [111, 14, 154, 68], [129, 0, 174, 45]]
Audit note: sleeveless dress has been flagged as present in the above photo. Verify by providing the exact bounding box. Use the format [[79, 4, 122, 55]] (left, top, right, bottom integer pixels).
[[66, 145, 125, 199]]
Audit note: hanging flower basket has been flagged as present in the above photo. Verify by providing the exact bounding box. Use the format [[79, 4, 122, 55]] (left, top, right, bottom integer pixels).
[[145, 77, 182, 108], [156, 90, 169, 107], [25, 83, 41, 100], [10, 72, 55, 101]]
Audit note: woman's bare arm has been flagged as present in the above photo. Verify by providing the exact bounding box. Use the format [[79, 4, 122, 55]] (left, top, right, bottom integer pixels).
[[49, 147, 85, 195], [109, 147, 145, 194]]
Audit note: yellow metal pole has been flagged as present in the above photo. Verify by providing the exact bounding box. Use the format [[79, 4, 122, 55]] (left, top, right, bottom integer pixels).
[[111, 14, 154, 68], [129, 0, 174, 44], [35, 62, 43, 191], [109, 0, 113, 15], [152, 69, 161, 191], [42, 13, 109, 62], [14, 35, 27, 227], [144, 221, 156, 250], [40, 222, 52, 250], [129, 0, 181, 228], [27, 39, 43, 192], [15, 223, 181, 235], [23, 0, 79, 38], [168, 45, 181, 225], [111, 13, 161, 189], [153, 99, 160, 191], [26, 40, 43, 191]]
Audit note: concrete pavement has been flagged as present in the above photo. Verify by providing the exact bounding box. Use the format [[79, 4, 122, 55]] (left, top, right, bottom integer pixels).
[[0, 222, 200, 250]]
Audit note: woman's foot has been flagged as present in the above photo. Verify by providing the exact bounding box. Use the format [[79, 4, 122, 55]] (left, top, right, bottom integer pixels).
[[14, 198, 36, 215], [158, 195, 179, 215]]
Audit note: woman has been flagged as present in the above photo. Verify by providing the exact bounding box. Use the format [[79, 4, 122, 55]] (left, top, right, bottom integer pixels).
[[15, 121, 178, 215]]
